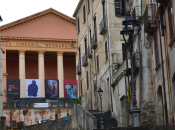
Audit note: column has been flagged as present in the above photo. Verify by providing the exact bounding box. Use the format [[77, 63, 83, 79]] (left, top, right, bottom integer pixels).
[[38, 51, 45, 97], [19, 50, 26, 98], [57, 52, 64, 98]]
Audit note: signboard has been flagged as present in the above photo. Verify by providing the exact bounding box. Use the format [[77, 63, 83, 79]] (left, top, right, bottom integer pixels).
[[34, 103, 49, 108], [45, 80, 59, 98], [25, 79, 40, 98], [7, 79, 20, 98], [64, 80, 78, 99]]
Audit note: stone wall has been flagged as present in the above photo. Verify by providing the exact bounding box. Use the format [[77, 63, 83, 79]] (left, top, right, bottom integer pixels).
[[71, 104, 97, 130]]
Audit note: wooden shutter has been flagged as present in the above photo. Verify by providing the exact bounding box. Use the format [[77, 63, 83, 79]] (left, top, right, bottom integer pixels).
[[84, 38, 87, 60], [122, 43, 127, 61], [115, 0, 120, 16], [160, 6, 164, 36], [86, 71, 89, 89], [78, 18, 80, 33], [97, 55, 99, 72], [79, 47, 81, 68], [105, 41, 108, 60], [88, 0, 90, 13], [83, 5, 86, 23]]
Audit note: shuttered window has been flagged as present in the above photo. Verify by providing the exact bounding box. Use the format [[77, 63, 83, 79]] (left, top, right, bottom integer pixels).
[[77, 17, 80, 34], [154, 34, 159, 65], [105, 41, 108, 60], [114, 0, 126, 16], [83, 5, 86, 23], [97, 55, 99, 72], [86, 71, 89, 89], [84, 38, 87, 60], [79, 47, 81, 70], [168, 4, 175, 40], [88, 0, 90, 14], [122, 43, 127, 61]]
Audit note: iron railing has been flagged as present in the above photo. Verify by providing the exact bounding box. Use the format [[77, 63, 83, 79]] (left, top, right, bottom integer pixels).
[[91, 34, 98, 49], [132, 6, 147, 21], [76, 63, 82, 75], [82, 53, 88, 67], [3, 102, 74, 109], [144, 4, 156, 32], [87, 46, 92, 58], [99, 19, 107, 35]]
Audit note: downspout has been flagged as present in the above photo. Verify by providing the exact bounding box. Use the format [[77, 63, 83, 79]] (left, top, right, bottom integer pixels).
[[106, 0, 113, 113], [158, 19, 168, 125]]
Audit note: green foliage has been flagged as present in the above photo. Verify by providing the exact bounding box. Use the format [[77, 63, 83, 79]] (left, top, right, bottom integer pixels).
[[11, 88, 14, 95], [96, 107, 99, 112], [73, 96, 82, 105]]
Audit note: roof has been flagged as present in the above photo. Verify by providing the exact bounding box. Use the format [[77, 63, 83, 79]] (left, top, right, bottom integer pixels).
[[73, 0, 84, 17], [0, 8, 76, 32]]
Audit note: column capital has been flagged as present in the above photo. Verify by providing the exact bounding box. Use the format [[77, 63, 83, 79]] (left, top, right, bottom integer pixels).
[[38, 51, 45, 55], [56, 52, 64, 55], [18, 50, 26, 55]]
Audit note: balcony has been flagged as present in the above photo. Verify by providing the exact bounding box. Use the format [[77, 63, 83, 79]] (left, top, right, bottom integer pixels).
[[99, 19, 107, 35], [91, 34, 98, 49], [82, 54, 88, 67], [87, 46, 92, 58], [156, 0, 168, 3], [144, 4, 157, 34], [76, 63, 82, 75]]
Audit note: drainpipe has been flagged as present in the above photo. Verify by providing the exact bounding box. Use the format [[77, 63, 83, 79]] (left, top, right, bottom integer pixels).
[[158, 20, 168, 125], [106, 0, 113, 113]]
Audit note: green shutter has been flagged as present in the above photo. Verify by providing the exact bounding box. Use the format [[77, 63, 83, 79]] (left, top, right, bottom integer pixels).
[[115, 0, 120, 16]]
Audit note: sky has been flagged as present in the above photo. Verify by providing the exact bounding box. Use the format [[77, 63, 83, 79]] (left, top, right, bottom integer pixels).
[[0, 0, 80, 26]]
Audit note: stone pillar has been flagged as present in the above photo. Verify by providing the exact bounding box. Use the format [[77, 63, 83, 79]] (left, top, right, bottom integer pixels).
[[38, 51, 45, 97], [19, 50, 26, 98], [57, 52, 64, 98], [0, 116, 6, 130]]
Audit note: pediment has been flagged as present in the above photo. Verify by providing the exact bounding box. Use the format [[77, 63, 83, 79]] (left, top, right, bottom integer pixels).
[[0, 8, 76, 39]]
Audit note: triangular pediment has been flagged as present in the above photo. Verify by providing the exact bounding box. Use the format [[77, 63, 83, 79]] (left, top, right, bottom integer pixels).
[[0, 8, 76, 39]]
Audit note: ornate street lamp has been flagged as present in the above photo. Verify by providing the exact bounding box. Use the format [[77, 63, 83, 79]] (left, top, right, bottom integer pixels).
[[98, 87, 104, 129], [120, 12, 141, 127]]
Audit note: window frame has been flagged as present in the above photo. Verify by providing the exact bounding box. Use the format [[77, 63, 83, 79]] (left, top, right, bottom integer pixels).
[[114, 0, 127, 16], [83, 5, 86, 23]]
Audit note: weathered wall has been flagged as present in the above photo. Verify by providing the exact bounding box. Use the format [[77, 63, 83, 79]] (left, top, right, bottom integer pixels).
[[3, 108, 71, 126], [71, 104, 97, 130]]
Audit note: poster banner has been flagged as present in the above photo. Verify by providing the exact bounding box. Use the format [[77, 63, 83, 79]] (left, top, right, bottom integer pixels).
[[7, 79, 20, 98], [34, 103, 49, 108], [25, 79, 40, 98], [45, 80, 59, 98], [64, 80, 78, 99]]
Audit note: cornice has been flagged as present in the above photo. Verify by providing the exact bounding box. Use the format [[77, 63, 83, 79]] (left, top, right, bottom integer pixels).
[[73, 0, 84, 17], [1, 36, 77, 43], [0, 8, 76, 32]]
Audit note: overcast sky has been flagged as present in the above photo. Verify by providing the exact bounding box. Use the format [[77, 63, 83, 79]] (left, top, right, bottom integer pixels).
[[0, 0, 79, 26]]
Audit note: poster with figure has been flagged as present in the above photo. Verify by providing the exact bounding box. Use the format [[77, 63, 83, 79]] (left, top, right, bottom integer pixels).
[[45, 80, 59, 98], [25, 79, 40, 98], [7, 79, 20, 98], [64, 80, 78, 98]]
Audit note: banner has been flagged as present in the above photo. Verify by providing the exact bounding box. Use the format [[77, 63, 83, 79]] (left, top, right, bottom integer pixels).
[[64, 80, 78, 99], [7, 79, 20, 98], [34, 103, 49, 108], [45, 80, 59, 98], [25, 79, 40, 98]]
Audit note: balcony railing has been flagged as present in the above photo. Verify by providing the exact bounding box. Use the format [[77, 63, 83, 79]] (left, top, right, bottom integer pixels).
[[144, 4, 157, 33], [3, 102, 74, 109], [156, 0, 168, 3], [82, 53, 88, 67], [87, 46, 92, 58], [132, 6, 147, 22], [99, 19, 107, 35], [91, 34, 98, 49], [76, 63, 82, 75]]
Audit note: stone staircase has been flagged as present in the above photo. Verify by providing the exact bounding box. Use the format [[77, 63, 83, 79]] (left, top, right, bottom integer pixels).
[[88, 110, 118, 130]]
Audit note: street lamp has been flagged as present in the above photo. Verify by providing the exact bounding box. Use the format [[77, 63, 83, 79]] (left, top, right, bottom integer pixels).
[[98, 87, 104, 129], [120, 12, 141, 127]]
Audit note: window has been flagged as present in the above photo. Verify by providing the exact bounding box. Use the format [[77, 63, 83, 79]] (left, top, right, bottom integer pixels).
[[88, 0, 90, 14], [86, 71, 89, 89], [154, 34, 159, 65], [168, 4, 175, 40], [84, 38, 87, 60], [79, 47, 81, 69], [94, 16, 97, 42], [102, 0, 106, 28], [122, 43, 127, 61], [83, 5, 86, 23], [105, 41, 108, 60], [77, 17, 80, 33], [97, 55, 99, 72], [114, 0, 127, 16]]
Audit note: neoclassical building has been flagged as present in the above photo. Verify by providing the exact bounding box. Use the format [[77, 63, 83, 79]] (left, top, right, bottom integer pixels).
[[0, 8, 77, 103]]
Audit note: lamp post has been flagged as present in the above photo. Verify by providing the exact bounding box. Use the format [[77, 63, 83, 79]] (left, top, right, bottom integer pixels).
[[18, 104, 21, 130], [120, 12, 141, 127], [98, 87, 104, 129]]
